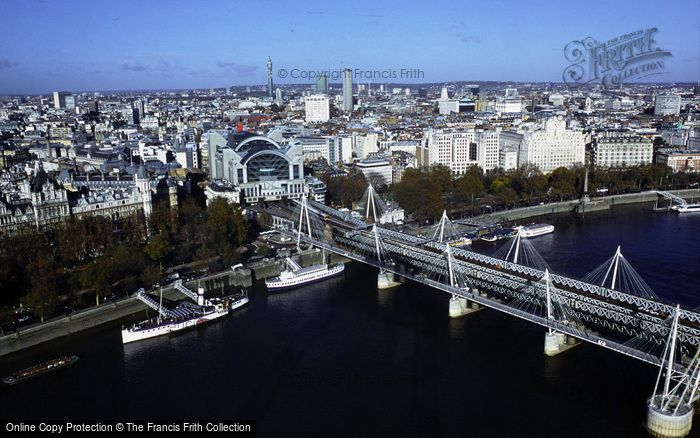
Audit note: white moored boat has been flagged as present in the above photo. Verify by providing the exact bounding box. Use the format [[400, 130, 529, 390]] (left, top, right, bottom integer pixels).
[[265, 257, 344, 291], [448, 236, 472, 247], [672, 203, 700, 213], [516, 223, 555, 238], [121, 288, 248, 344]]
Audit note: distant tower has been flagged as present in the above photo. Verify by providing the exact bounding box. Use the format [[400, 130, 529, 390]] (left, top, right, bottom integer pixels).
[[316, 74, 328, 94], [342, 69, 353, 112], [267, 57, 274, 99], [133, 99, 145, 124]]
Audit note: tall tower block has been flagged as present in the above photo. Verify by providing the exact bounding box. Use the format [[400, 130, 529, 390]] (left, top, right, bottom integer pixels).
[[267, 57, 274, 99]]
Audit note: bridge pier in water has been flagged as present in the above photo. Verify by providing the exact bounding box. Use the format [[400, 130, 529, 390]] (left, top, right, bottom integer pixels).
[[543, 331, 578, 356], [448, 286, 482, 318], [644, 305, 697, 438], [448, 295, 481, 318], [645, 399, 693, 438], [377, 270, 401, 289]]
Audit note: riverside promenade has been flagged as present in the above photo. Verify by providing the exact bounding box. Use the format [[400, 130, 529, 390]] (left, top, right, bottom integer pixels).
[[466, 189, 700, 225], [0, 249, 350, 357]]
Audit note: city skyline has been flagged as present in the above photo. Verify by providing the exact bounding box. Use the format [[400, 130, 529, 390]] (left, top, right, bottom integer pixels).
[[0, 0, 698, 94], [1, 1, 700, 433]]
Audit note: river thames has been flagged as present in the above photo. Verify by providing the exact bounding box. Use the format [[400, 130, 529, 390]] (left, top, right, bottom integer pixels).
[[2, 203, 700, 437]]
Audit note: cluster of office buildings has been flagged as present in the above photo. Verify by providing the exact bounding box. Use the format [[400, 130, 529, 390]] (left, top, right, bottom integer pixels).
[[1, 59, 699, 231]]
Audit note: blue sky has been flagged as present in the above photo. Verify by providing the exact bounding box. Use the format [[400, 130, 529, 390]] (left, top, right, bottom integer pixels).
[[0, 0, 698, 93]]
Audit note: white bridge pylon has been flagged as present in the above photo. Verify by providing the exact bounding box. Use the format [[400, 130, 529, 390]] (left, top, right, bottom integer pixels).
[[435, 210, 450, 243], [366, 184, 379, 223], [600, 245, 625, 291], [646, 305, 700, 437], [497, 228, 550, 271], [446, 244, 456, 287], [361, 184, 387, 224], [373, 224, 401, 290], [296, 195, 313, 250], [433, 210, 464, 244], [505, 228, 524, 264], [583, 245, 658, 300], [543, 269, 555, 335], [372, 224, 383, 265], [443, 243, 480, 317], [538, 269, 580, 356]]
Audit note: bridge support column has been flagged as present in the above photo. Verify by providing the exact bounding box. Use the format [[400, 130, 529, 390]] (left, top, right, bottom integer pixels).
[[645, 305, 696, 438], [646, 398, 693, 438], [544, 332, 560, 355], [377, 270, 401, 290], [449, 295, 479, 318], [544, 332, 578, 356]]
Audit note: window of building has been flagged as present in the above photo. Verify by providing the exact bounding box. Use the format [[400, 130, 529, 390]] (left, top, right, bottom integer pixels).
[[246, 153, 290, 182]]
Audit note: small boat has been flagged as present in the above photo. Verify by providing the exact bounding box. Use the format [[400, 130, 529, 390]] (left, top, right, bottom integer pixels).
[[3, 356, 79, 385], [481, 229, 517, 242], [516, 223, 555, 238], [448, 236, 472, 247], [671, 204, 700, 214]]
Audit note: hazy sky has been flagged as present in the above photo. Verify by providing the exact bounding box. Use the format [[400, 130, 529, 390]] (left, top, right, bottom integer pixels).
[[0, 0, 698, 93]]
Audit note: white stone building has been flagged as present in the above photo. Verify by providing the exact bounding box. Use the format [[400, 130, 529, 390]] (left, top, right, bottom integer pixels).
[[419, 129, 501, 174], [590, 131, 653, 167], [518, 118, 585, 173], [356, 158, 393, 186], [654, 95, 681, 116], [304, 94, 330, 123], [656, 149, 700, 173]]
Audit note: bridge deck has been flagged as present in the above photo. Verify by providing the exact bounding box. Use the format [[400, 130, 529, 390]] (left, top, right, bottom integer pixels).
[[266, 199, 700, 370]]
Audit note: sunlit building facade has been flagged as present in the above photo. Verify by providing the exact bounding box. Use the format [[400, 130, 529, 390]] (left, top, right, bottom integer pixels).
[[208, 135, 324, 204]]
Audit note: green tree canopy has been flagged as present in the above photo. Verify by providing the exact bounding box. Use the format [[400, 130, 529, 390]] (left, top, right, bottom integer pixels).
[[23, 257, 58, 322], [548, 167, 578, 199], [454, 165, 485, 200], [394, 168, 445, 220], [206, 198, 248, 265]]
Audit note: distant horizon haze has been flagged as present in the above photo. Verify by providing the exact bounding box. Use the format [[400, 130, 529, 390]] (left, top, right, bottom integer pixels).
[[3, 80, 699, 97]]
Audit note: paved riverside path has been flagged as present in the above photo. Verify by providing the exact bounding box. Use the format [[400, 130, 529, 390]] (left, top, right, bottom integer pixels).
[[466, 189, 700, 225]]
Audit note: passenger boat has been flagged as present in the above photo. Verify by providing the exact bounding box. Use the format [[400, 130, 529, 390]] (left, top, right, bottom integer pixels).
[[121, 291, 248, 344], [515, 223, 555, 238], [671, 204, 700, 214], [265, 257, 344, 291], [3, 356, 79, 385]]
